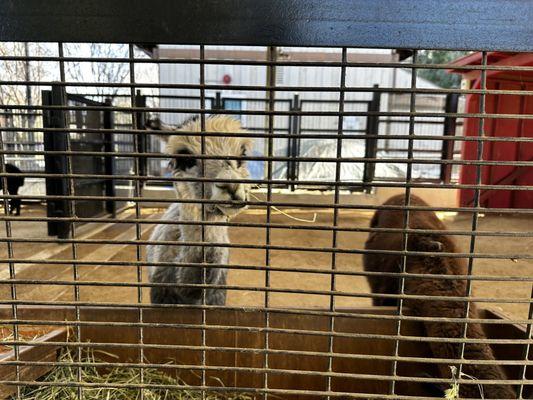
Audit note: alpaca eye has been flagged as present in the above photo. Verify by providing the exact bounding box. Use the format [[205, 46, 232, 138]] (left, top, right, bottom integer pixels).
[[237, 148, 247, 167], [173, 149, 196, 171]]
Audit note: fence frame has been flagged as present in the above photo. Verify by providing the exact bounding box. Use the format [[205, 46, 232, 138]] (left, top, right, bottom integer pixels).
[[0, 1, 532, 398]]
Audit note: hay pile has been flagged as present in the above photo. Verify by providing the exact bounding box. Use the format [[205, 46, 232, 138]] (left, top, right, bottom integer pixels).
[[0, 326, 54, 353], [17, 346, 254, 400]]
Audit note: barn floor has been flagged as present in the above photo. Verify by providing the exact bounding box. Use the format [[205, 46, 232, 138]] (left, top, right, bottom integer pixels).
[[0, 203, 531, 321]]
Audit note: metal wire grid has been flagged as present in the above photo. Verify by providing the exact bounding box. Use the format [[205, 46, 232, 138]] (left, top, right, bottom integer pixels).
[[0, 44, 531, 400]]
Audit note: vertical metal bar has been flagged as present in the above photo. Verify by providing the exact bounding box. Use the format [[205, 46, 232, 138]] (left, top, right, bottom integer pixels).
[[23, 43, 34, 131], [440, 93, 460, 184], [518, 285, 533, 399], [103, 98, 117, 217], [0, 77, 20, 400], [457, 50, 488, 395], [263, 45, 276, 400], [41, 91, 55, 236], [135, 91, 147, 181], [199, 44, 207, 400], [212, 91, 223, 110], [288, 93, 301, 191], [294, 104, 301, 191], [363, 84, 381, 193], [128, 43, 144, 400], [326, 46, 347, 399], [389, 50, 417, 396], [57, 41, 83, 400], [286, 96, 294, 190]]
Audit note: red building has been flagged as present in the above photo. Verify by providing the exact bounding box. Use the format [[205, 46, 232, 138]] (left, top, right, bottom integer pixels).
[[450, 52, 533, 208]]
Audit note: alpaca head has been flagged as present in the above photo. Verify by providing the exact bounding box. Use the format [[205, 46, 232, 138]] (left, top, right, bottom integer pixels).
[[146, 115, 253, 218]]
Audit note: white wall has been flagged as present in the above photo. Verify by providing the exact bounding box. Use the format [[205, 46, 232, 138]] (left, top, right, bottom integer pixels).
[[155, 47, 446, 181]]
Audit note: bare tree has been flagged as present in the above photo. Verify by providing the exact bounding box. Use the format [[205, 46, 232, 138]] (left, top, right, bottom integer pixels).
[[0, 42, 55, 136], [65, 44, 130, 98], [0, 43, 52, 125], [0, 43, 55, 171], [90, 44, 130, 96]]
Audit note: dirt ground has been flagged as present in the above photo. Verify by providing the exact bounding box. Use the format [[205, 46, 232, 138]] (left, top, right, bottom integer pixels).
[[0, 203, 532, 321]]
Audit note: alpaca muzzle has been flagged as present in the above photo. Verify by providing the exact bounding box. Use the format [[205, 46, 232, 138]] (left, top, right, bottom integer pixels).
[[214, 186, 248, 217], [212, 170, 249, 217]]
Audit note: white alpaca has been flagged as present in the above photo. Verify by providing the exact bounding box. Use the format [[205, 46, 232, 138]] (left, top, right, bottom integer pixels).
[[146, 115, 252, 305]]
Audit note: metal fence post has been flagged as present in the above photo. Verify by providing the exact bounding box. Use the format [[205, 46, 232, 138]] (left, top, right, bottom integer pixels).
[[363, 84, 381, 192], [212, 91, 224, 110], [440, 93, 460, 183], [134, 91, 147, 183], [42, 85, 72, 238], [287, 94, 301, 191], [103, 97, 116, 217]]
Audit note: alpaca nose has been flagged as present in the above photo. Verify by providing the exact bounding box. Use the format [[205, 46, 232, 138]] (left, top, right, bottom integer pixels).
[[218, 183, 245, 202], [230, 187, 246, 202]]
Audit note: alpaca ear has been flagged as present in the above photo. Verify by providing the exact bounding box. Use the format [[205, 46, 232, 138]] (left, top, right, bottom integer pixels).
[[242, 141, 253, 156], [369, 210, 380, 228], [408, 235, 444, 253], [144, 118, 175, 142]]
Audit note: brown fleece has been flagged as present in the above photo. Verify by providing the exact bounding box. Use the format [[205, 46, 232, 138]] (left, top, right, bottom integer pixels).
[[363, 194, 516, 399]]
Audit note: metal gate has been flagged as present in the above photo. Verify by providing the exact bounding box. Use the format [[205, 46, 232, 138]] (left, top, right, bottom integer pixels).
[[42, 86, 116, 238]]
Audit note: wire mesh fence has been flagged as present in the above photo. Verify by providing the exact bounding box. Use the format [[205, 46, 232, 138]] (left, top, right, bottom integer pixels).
[[0, 3, 532, 400]]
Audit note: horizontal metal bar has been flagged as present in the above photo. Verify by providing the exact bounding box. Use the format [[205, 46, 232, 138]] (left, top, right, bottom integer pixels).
[[1, 215, 530, 238], [8, 200, 533, 215], [0, 173, 531, 191], [1, 149, 531, 168], [1, 303, 531, 326], [1, 318, 531, 346], [2, 277, 533, 305], [376, 148, 460, 154], [0, 358, 528, 390], [5, 101, 533, 120], [1, 54, 533, 73], [2, 257, 532, 284], [2, 79, 533, 99], [5, 277, 533, 303], [379, 118, 446, 123], [1, 147, 532, 167], [0, 235, 529, 260], [3, 194, 533, 216], [6, 333, 533, 371], [2, 356, 529, 380], [1, 379, 523, 400], [1, 0, 532, 51], [3, 125, 533, 144]]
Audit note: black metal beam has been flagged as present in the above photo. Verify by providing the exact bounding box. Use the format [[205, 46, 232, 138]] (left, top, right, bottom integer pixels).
[[103, 98, 117, 217], [440, 93, 460, 184], [1, 0, 532, 51], [363, 85, 381, 188], [42, 86, 72, 239]]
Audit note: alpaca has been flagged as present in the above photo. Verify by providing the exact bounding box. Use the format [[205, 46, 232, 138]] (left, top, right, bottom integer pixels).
[[363, 194, 516, 399], [0, 164, 24, 215], [145, 115, 252, 305]]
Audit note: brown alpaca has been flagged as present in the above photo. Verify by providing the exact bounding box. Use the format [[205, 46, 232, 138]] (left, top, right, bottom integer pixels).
[[363, 194, 515, 399]]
